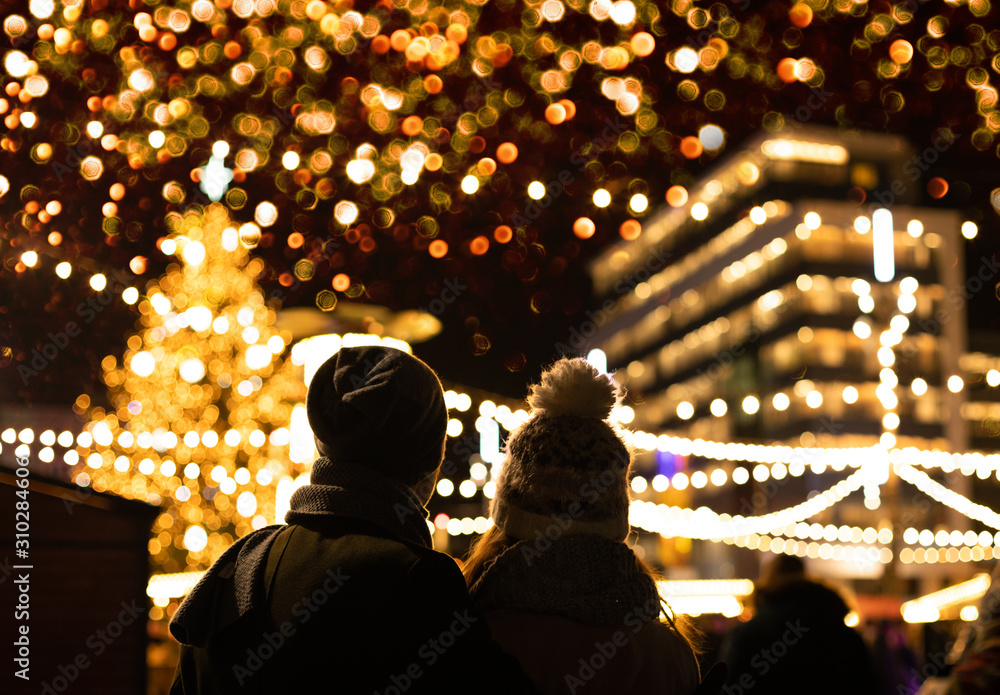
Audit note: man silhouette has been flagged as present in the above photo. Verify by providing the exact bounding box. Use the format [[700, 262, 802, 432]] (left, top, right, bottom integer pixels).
[[169, 345, 538, 694]]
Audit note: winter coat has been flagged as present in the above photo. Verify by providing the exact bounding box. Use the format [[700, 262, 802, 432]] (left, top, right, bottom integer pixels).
[[484, 609, 701, 695], [170, 516, 540, 695], [721, 577, 880, 694], [469, 535, 701, 695]]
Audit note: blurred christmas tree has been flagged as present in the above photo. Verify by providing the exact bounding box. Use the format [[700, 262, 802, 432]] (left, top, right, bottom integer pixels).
[[75, 203, 306, 573]]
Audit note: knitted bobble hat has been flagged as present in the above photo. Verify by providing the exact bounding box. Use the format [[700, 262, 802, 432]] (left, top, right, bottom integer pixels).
[[491, 357, 633, 542], [306, 345, 448, 486]]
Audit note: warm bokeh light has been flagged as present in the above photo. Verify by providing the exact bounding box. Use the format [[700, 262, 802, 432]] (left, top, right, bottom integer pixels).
[[573, 217, 596, 239], [428, 239, 449, 258], [74, 207, 300, 573], [494, 225, 513, 244], [461, 175, 480, 194], [5, 0, 1000, 582], [666, 186, 688, 207], [0, 0, 997, 359], [889, 39, 914, 65], [927, 177, 949, 199], [629, 194, 648, 213], [619, 220, 641, 240]]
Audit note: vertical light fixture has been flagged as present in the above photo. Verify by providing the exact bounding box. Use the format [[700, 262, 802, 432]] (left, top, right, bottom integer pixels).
[[873, 208, 895, 282]]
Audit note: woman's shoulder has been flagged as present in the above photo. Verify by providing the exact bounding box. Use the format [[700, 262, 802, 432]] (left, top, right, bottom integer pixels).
[[633, 620, 701, 684], [641, 618, 699, 650], [484, 611, 700, 694]]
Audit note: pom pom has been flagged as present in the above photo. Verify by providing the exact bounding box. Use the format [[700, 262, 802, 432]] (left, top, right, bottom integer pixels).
[[527, 358, 618, 419]]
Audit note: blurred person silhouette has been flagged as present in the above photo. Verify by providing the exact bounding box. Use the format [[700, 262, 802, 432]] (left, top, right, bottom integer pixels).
[[169, 345, 540, 694], [721, 553, 880, 694], [872, 619, 920, 694], [462, 357, 724, 694]]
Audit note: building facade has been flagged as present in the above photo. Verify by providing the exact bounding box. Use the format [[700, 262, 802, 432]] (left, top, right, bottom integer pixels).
[[587, 126, 999, 585]]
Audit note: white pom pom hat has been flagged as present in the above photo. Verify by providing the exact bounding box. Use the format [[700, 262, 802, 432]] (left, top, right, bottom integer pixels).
[[490, 357, 633, 542]]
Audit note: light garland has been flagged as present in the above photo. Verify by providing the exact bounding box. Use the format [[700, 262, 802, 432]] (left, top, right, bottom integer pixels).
[[9, 338, 1000, 573], [661, 595, 744, 619], [890, 448, 1000, 476], [901, 573, 992, 623], [895, 463, 1000, 530], [902, 528, 999, 548], [10, 404, 1000, 476], [899, 546, 1000, 565], [658, 578, 754, 597], [146, 572, 757, 616], [9, 418, 1000, 556], [724, 533, 891, 565], [770, 522, 892, 546], [628, 468, 866, 540]]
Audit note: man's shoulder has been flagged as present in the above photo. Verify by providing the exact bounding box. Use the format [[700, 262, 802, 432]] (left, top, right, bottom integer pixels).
[[272, 521, 460, 589], [265, 521, 470, 638]]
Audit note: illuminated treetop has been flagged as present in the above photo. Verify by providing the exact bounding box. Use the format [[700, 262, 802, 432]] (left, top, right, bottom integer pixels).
[[77, 204, 305, 572]]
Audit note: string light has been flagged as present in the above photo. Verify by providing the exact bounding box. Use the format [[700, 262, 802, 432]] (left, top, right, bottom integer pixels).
[[629, 469, 867, 539], [593, 189, 612, 208], [901, 574, 991, 623], [895, 464, 1000, 530]]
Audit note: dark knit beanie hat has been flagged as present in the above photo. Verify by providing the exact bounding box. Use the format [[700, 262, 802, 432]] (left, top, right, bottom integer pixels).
[[306, 345, 448, 486], [491, 358, 633, 542]]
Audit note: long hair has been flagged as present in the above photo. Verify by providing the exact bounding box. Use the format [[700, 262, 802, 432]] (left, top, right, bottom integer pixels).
[[462, 525, 702, 651]]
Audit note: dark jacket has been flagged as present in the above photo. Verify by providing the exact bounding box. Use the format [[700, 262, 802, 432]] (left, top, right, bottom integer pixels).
[[484, 610, 700, 694], [721, 578, 880, 694], [170, 517, 540, 694]]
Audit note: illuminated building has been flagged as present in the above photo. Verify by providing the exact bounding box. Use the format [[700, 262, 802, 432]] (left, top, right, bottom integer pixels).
[[586, 126, 1000, 584]]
